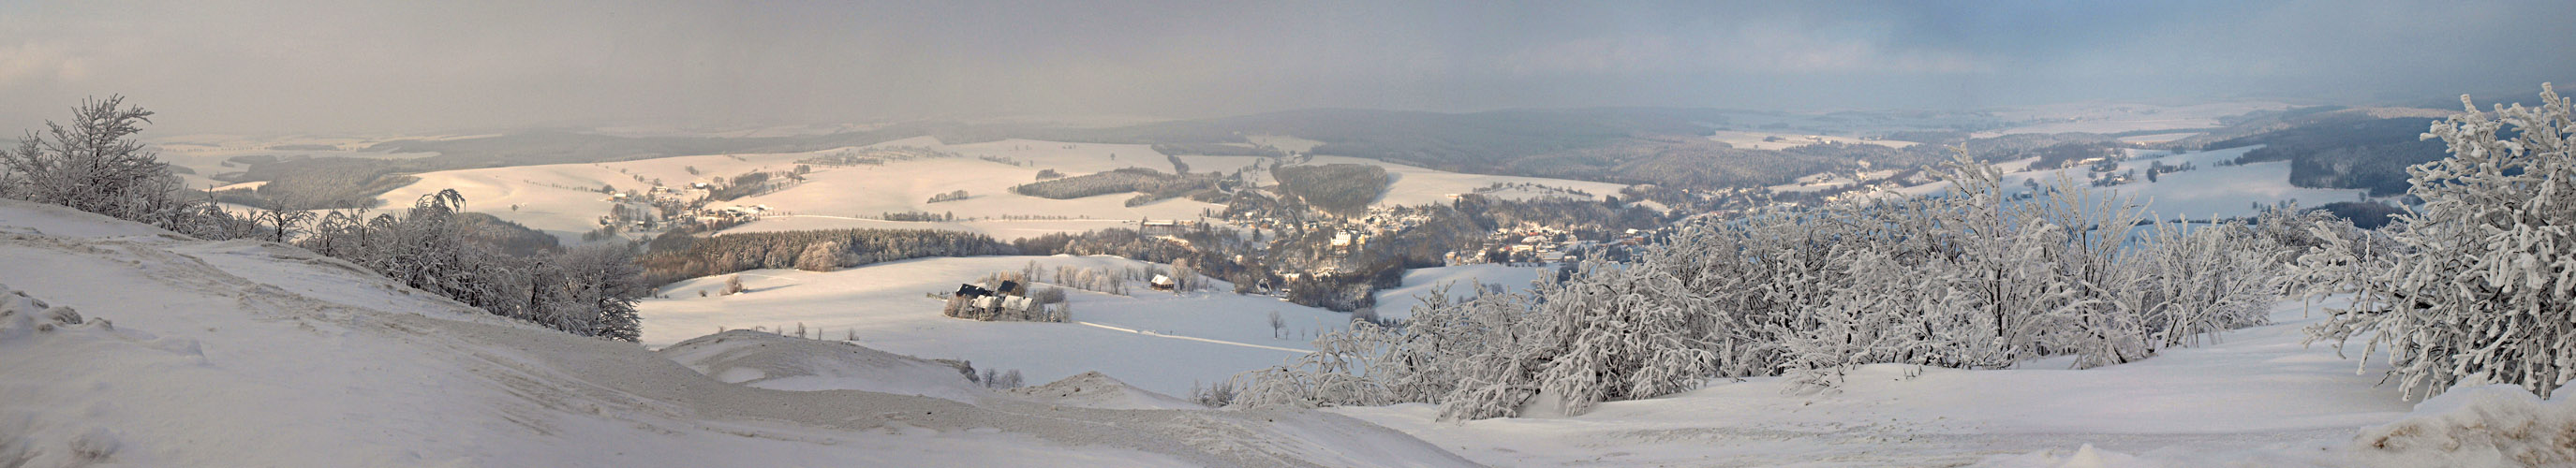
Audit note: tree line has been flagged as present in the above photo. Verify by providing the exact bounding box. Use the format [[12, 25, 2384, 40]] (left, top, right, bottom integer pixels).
[[1270, 164, 1389, 216], [1008, 168, 1218, 203], [639, 227, 1014, 285]]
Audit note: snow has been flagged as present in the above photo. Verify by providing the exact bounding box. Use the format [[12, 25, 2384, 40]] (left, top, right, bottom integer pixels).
[[1243, 135, 1324, 154], [658, 329, 990, 402], [0, 199, 1475, 467], [0, 200, 182, 239], [2329, 384, 2576, 467], [1372, 264, 1547, 321], [727, 157, 1213, 223], [1008, 372, 1205, 410], [1769, 169, 1903, 194], [1976, 101, 2292, 138], [149, 134, 443, 188], [1296, 155, 1629, 207], [637, 255, 1359, 396], [376, 138, 1235, 244], [1891, 146, 2370, 219], [370, 133, 1633, 246], [715, 214, 1141, 241], [2116, 132, 2201, 143], [1330, 299, 2425, 466], [1709, 130, 1921, 150]]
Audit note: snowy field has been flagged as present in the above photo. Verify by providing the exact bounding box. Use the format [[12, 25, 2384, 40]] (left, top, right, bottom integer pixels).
[[637, 255, 1358, 395], [1372, 264, 1549, 321], [1709, 130, 1921, 150], [1976, 101, 2292, 138], [1768, 169, 1902, 194], [0, 199, 1473, 467], [377, 148, 836, 241], [1297, 155, 1629, 206], [373, 135, 1635, 244], [715, 215, 1145, 241], [1892, 145, 2372, 219], [373, 138, 1221, 244], [149, 134, 442, 188]]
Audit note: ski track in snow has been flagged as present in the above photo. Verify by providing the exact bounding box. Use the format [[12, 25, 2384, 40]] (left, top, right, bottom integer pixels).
[[1071, 320, 1313, 354]]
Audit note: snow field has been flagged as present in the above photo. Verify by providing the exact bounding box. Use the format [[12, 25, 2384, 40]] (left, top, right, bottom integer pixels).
[[1892, 145, 2373, 220], [1295, 154, 1629, 207], [637, 254, 1360, 396], [1709, 130, 1921, 150], [1371, 263, 1549, 321]]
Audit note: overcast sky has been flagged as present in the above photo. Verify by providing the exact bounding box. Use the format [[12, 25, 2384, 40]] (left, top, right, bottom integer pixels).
[[0, 0, 2569, 135]]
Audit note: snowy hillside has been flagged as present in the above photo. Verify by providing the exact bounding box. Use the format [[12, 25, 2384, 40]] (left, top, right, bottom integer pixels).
[[375, 134, 1636, 245], [1332, 299, 2569, 466], [1975, 101, 2293, 138], [638, 255, 1355, 396], [0, 199, 1473, 467], [1893, 145, 2374, 219], [1372, 264, 1548, 321]]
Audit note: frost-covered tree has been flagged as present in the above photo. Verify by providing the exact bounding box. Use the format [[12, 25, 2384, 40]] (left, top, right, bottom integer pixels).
[[793, 241, 849, 271], [1, 96, 197, 228], [1229, 320, 1403, 408], [2124, 218, 2284, 350], [2309, 84, 2576, 400]]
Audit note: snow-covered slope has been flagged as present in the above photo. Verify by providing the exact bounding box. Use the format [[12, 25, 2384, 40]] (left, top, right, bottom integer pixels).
[[657, 330, 989, 402], [1296, 155, 1628, 207], [1327, 299, 2448, 466], [0, 199, 1472, 467], [1372, 264, 1548, 321], [1010, 372, 1206, 411]]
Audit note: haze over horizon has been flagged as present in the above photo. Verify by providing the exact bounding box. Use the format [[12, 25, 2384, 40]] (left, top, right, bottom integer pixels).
[[1, 0, 2569, 135]]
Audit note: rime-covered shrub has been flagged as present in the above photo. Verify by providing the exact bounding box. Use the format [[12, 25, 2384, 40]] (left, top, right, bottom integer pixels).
[[2308, 84, 2576, 400]]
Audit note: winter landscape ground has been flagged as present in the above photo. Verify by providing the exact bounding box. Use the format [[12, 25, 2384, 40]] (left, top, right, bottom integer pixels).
[[7, 3, 2576, 467]]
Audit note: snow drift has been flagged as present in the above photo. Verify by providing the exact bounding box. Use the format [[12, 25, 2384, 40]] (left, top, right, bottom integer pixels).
[[658, 329, 988, 402], [1010, 372, 1205, 411], [2332, 384, 2576, 467]]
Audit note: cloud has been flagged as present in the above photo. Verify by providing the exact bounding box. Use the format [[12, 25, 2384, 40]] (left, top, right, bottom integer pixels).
[[0, 0, 2566, 134], [0, 42, 86, 84]]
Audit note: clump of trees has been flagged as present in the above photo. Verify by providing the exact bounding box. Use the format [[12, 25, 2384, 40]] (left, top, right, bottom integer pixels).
[[2213, 115, 2449, 196], [298, 191, 649, 341], [1227, 152, 2331, 418], [1271, 164, 1389, 216], [1009, 168, 1218, 202], [926, 190, 970, 203], [1, 96, 198, 225], [881, 211, 954, 222], [639, 227, 1013, 284], [704, 171, 784, 201], [1, 96, 647, 341]]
